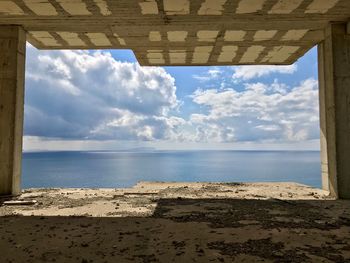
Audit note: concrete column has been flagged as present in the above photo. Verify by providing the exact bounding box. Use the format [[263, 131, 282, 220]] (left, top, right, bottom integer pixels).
[[0, 26, 26, 196], [318, 23, 350, 199]]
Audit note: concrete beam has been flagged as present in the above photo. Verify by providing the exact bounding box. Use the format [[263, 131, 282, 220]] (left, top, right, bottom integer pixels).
[[318, 23, 350, 199], [0, 0, 348, 65], [0, 26, 26, 196]]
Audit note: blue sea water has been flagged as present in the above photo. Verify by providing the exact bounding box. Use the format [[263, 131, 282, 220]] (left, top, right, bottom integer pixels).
[[22, 151, 322, 189]]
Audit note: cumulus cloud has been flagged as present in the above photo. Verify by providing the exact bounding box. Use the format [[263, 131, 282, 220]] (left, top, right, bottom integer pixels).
[[193, 67, 222, 82], [233, 65, 297, 81], [24, 46, 319, 147], [24, 45, 183, 141], [190, 78, 319, 143]]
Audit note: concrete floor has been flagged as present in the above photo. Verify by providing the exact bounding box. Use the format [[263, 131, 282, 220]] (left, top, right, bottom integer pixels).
[[0, 182, 350, 262]]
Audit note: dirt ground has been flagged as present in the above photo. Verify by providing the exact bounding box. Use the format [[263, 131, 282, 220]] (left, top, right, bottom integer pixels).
[[0, 182, 350, 262]]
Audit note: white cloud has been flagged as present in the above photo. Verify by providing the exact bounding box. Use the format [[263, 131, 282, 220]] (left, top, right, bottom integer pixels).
[[190, 78, 319, 143], [24, 45, 319, 149], [233, 65, 297, 81], [24, 45, 184, 141], [193, 67, 222, 82]]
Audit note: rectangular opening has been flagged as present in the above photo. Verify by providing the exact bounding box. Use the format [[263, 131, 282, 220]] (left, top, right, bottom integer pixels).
[[22, 45, 322, 190]]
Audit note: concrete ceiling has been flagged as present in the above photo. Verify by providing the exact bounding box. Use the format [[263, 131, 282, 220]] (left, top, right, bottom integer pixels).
[[0, 0, 349, 66]]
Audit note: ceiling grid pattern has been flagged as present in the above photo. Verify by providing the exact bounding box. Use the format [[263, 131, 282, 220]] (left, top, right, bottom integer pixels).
[[0, 0, 348, 65]]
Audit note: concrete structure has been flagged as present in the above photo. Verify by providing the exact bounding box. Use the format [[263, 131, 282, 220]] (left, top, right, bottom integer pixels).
[[0, 26, 26, 196], [0, 0, 349, 197], [318, 23, 350, 199]]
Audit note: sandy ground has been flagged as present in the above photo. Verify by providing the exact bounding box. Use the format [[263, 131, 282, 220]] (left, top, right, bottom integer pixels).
[[0, 182, 349, 262]]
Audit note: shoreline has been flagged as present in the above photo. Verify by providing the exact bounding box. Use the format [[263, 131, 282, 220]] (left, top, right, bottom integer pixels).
[[1, 182, 332, 217]]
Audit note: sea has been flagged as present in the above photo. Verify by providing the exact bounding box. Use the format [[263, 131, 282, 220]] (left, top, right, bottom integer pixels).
[[22, 150, 322, 189]]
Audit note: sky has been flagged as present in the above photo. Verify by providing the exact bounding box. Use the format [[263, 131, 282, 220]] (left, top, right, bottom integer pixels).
[[23, 44, 320, 151]]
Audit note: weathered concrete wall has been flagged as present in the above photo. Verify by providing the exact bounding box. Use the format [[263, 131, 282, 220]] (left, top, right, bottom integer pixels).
[[0, 26, 26, 195], [318, 23, 350, 199]]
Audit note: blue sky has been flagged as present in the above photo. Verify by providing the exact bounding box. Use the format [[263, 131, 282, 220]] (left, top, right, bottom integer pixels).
[[23, 45, 320, 151]]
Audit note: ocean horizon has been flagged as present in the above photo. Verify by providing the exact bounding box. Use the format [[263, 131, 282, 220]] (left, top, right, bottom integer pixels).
[[22, 150, 322, 189]]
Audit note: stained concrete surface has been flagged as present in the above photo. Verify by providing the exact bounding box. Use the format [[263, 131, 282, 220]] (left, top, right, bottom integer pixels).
[[0, 182, 350, 262], [1, 1, 350, 65]]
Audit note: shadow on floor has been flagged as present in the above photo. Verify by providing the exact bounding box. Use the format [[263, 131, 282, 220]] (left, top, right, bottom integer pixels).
[[1, 198, 350, 263]]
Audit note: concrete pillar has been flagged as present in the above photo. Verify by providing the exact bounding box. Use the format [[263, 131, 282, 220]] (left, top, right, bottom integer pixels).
[[318, 23, 350, 199], [0, 26, 26, 196]]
